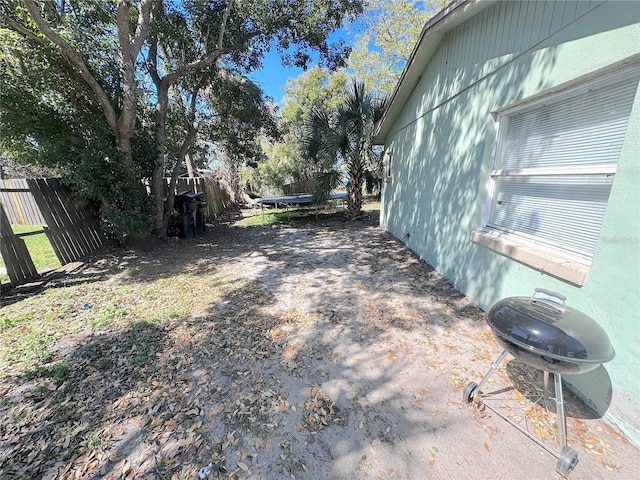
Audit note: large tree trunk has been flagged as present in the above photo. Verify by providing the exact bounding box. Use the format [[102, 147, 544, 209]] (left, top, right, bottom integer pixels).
[[185, 154, 196, 178], [151, 81, 170, 238], [115, 131, 135, 171], [346, 153, 364, 220], [146, 0, 228, 238], [163, 124, 198, 233]]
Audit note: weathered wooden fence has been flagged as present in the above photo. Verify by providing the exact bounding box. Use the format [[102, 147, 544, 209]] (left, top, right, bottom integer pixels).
[[1, 176, 228, 286], [283, 179, 316, 195], [0, 178, 46, 225], [0, 178, 107, 287], [27, 178, 107, 265], [0, 202, 39, 285], [167, 177, 231, 218]]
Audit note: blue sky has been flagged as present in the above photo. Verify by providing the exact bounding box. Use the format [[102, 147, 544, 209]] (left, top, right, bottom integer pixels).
[[247, 1, 439, 105], [249, 49, 306, 105], [249, 29, 356, 106]]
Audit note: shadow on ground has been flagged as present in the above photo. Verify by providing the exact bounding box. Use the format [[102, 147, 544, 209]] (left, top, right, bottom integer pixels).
[[1, 205, 637, 479]]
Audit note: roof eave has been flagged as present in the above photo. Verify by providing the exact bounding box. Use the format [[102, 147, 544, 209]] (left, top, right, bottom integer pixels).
[[373, 0, 497, 144]]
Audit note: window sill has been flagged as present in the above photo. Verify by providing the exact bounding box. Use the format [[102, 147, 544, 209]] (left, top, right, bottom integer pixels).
[[470, 229, 589, 286]]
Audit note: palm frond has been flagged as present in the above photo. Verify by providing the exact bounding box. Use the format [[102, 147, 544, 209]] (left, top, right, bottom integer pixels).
[[312, 169, 343, 205], [299, 106, 333, 167], [299, 79, 388, 217]]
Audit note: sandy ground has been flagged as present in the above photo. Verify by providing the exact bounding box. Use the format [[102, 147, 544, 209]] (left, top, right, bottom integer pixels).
[[2, 205, 639, 480], [178, 208, 639, 480]]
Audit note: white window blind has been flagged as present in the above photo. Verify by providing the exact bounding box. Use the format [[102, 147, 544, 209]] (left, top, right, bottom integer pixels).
[[487, 68, 639, 263]]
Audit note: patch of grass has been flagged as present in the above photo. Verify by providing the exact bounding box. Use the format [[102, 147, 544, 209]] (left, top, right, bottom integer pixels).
[[0, 316, 14, 329], [0, 243, 240, 377], [237, 205, 343, 227], [2, 327, 55, 369], [236, 208, 300, 227], [24, 361, 71, 382], [151, 307, 182, 323], [0, 225, 61, 282], [92, 305, 129, 328], [83, 428, 111, 451]]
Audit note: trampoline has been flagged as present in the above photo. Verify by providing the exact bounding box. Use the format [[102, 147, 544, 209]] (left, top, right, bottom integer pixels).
[[253, 192, 347, 219], [254, 192, 346, 207]]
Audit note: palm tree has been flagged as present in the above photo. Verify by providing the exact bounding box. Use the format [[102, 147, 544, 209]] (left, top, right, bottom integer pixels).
[[302, 81, 388, 219]]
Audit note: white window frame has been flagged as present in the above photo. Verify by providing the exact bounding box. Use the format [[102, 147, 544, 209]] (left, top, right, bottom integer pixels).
[[476, 63, 639, 279]]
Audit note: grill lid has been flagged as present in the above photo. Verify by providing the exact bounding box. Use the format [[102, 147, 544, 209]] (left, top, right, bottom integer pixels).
[[487, 289, 615, 364]]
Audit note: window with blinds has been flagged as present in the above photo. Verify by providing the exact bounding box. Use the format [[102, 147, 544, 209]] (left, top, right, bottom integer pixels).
[[485, 67, 639, 264]]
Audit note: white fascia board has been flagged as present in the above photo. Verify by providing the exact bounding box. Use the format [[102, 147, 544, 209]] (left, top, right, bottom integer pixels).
[[373, 0, 497, 144]]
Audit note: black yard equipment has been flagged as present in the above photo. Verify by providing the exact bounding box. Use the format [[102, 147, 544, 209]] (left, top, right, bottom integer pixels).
[[463, 288, 615, 477]]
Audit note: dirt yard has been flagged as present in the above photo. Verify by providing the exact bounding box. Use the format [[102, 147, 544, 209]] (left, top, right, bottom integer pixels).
[[1, 205, 638, 480]]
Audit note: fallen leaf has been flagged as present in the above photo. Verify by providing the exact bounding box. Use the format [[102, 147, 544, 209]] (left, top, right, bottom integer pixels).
[[484, 441, 490, 452]]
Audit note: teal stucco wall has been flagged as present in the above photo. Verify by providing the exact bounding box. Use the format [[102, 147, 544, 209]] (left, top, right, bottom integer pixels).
[[380, 1, 640, 445]]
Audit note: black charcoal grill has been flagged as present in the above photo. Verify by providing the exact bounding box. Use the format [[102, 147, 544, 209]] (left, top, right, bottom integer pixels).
[[463, 288, 615, 477]]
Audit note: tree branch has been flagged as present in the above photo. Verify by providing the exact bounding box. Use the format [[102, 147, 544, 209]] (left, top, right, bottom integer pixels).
[[147, 35, 162, 87], [115, 0, 147, 142], [21, 0, 119, 135], [217, 0, 234, 49], [1, 16, 47, 44], [131, 0, 155, 59], [162, 0, 233, 86]]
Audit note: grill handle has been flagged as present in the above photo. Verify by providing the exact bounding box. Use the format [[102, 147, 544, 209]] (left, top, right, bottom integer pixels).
[[531, 288, 566, 313]]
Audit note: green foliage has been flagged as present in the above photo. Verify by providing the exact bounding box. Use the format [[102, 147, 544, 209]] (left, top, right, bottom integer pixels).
[[0, 1, 122, 163], [257, 68, 349, 194], [100, 192, 156, 241], [301, 81, 388, 218], [208, 73, 278, 165], [0, 28, 113, 166], [347, 0, 445, 96], [313, 170, 344, 205], [281, 67, 348, 129], [1, 0, 365, 235], [248, 136, 304, 194]]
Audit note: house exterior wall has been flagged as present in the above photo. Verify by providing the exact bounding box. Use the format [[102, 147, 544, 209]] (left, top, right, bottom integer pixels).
[[380, 1, 640, 445]]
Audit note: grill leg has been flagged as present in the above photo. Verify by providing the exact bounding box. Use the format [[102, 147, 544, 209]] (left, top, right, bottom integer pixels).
[[553, 372, 579, 476], [543, 371, 551, 409], [475, 350, 508, 395], [554, 373, 568, 449]]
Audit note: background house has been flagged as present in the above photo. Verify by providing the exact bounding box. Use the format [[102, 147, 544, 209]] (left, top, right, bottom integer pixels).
[[373, 0, 640, 446]]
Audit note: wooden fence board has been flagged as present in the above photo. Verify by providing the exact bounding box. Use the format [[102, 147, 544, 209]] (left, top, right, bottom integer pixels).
[[166, 177, 231, 219], [0, 179, 46, 225], [283, 179, 316, 195], [203, 179, 231, 217], [0, 202, 39, 286], [26, 178, 106, 266], [30, 180, 72, 263], [0, 178, 106, 287]]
